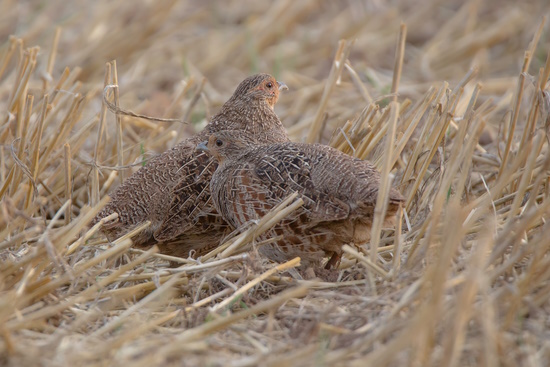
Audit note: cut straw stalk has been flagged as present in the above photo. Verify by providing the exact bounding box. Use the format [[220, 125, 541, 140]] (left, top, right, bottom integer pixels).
[[90, 272, 184, 337], [443, 84, 483, 201], [515, 221, 550, 313], [306, 39, 354, 143], [38, 93, 84, 174], [488, 200, 550, 278], [102, 274, 189, 300], [404, 85, 459, 210], [342, 245, 388, 278], [128, 247, 196, 265], [407, 203, 467, 365], [92, 63, 112, 207], [400, 82, 449, 185], [112, 60, 125, 182], [499, 52, 529, 177], [440, 217, 494, 367], [0, 226, 42, 251], [167, 254, 251, 274], [369, 102, 398, 262], [518, 67, 542, 155], [0, 36, 18, 80], [367, 24, 406, 264], [5, 208, 117, 299], [42, 27, 61, 91], [98, 310, 182, 352], [391, 203, 404, 279], [495, 212, 550, 329], [8, 47, 38, 115], [25, 95, 48, 206], [65, 212, 118, 255], [6, 243, 156, 331], [12, 94, 33, 200], [160, 285, 308, 355], [345, 60, 373, 104], [466, 141, 533, 213], [389, 87, 437, 167], [211, 257, 301, 312], [391, 23, 407, 100], [63, 143, 72, 224], [507, 130, 545, 220], [499, 17, 545, 177], [525, 141, 550, 212]]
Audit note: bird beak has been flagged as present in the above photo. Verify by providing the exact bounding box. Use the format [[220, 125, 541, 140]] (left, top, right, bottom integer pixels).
[[277, 81, 288, 91], [196, 141, 209, 152]]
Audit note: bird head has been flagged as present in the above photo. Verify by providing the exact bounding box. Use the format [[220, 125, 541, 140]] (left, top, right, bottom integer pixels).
[[230, 73, 288, 109], [196, 131, 255, 164]]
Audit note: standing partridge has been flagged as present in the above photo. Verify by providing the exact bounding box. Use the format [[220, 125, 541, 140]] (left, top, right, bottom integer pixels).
[[92, 74, 290, 257], [198, 130, 405, 269]]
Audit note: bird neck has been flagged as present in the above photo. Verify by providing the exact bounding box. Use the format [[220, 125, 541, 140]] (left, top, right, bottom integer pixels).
[[223, 97, 271, 113], [209, 98, 284, 133]]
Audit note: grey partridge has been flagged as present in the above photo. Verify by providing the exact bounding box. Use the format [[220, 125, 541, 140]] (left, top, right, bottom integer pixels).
[[198, 130, 405, 269], [92, 74, 290, 257]]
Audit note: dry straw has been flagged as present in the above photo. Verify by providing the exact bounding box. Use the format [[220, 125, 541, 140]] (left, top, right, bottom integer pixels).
[[1, 1, 550, 366]]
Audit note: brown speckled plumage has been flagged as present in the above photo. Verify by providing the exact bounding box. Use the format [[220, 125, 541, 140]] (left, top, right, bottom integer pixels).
[[92, 74, 289, 257], [200, 131, 405, 268]]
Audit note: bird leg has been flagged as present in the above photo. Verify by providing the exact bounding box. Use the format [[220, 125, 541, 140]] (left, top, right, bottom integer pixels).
[[325, 251, 341, 269]]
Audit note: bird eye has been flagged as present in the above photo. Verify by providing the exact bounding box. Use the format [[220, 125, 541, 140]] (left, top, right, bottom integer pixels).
[[215, 139, 223, 147], [266, 82, 273, 89]]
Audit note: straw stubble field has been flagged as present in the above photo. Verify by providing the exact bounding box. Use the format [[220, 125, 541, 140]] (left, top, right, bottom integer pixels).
[[1, 1, 550, 366]]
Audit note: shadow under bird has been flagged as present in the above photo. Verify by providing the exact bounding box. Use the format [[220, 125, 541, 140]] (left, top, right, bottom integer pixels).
[[197, 130, 405, 269], [92, 74, 289, 257]]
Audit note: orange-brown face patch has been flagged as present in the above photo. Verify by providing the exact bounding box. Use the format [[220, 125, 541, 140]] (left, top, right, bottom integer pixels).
[[251, 78, 279, 108]]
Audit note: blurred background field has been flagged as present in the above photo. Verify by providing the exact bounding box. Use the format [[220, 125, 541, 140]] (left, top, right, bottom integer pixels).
[[1, 1, 550, 366]]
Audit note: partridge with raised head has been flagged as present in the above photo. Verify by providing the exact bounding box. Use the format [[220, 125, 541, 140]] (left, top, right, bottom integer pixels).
[[92, 74, 289, 257]]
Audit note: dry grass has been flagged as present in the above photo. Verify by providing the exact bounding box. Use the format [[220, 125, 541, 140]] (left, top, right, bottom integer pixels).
[[1, 1, 550, 366]]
